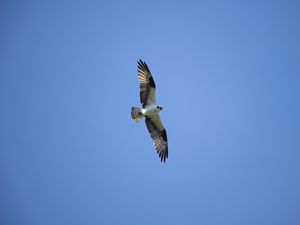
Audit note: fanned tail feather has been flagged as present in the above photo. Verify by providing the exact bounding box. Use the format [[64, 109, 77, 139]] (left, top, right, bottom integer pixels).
[[131, 107, 143, 122]]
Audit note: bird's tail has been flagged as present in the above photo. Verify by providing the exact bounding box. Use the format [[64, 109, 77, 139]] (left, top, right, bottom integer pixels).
[[131, 107, 143, 122]]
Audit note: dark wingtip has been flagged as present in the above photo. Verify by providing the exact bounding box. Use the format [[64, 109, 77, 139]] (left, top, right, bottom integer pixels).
[[159, 151, 168, 163], [137, 59, 144, 66], [137, 59, 149, 70]]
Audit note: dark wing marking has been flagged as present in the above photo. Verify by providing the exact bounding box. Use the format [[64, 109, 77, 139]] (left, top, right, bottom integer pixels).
[[145, 116, 168, 162], [137, 60, 156, 107]]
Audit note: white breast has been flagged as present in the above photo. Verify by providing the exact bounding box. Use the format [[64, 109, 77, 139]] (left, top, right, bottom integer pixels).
[[141, 105, 158, 116]]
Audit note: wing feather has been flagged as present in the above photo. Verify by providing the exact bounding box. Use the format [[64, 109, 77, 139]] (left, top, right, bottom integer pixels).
[[145, 117, 168, 162], [137, 60, 156, 107]]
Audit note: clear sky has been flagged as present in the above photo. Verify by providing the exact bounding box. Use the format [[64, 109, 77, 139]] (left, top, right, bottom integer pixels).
[[1, 1, 300, 225]]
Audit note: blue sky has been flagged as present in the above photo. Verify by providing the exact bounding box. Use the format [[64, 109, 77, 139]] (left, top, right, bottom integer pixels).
[[1, 1, 300, 225]]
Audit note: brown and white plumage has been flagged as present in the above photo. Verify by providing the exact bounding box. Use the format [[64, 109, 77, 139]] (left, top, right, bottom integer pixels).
[[131, 60, 168, 162], [137, 60, 156, 107], [145, 117, 168, 162]]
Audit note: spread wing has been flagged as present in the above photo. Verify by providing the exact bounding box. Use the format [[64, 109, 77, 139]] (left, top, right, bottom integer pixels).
[[137, 60, 156, 108], [145, 116, 168, 162]]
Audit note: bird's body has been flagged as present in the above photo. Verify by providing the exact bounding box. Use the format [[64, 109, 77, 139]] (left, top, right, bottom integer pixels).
[[141, 105, 160, 117], [131, 60, 168, 162]]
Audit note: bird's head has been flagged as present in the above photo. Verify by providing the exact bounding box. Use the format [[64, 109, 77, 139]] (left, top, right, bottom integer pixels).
[[157, 106, 163, 111]]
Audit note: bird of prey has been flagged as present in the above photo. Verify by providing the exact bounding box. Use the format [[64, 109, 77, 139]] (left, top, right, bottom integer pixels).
[[131, 60, 168, 162]]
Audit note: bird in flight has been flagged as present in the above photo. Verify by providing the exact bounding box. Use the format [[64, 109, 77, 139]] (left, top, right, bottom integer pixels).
[[131, 60, 168, 162]]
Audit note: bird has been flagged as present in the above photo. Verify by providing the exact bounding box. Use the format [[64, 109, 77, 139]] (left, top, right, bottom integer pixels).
[[131, 59, 168, 162]]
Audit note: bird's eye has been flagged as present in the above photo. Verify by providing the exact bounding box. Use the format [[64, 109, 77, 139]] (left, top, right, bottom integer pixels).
[[157, 106, 159, 109]]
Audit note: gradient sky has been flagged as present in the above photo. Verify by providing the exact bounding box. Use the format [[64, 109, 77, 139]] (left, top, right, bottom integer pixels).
[[1, 1, 300, 225]]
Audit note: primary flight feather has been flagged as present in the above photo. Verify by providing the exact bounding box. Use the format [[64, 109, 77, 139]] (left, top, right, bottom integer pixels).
[[131, 60, 168, 162]]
